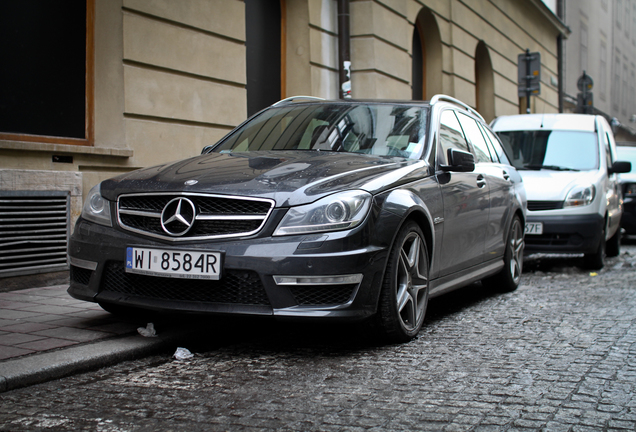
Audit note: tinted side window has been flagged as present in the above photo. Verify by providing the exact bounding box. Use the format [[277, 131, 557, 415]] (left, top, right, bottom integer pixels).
[[456, 112, 493, 163], [482, 125, 512, 165], [438, 110, 469, 165]]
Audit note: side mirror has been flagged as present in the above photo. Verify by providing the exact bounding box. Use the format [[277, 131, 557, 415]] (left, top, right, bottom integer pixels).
[[609, 160, 632, 175], [441, 148, 475, 172]]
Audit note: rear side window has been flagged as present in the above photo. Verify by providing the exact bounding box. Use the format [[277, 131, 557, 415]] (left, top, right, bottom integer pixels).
[[438, 110, 469, 165], [456, 112, 493, 163]]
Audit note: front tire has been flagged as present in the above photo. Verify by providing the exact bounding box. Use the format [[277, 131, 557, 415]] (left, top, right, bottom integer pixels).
[[377, 221, 429, 343], [583, 225, 606, 270], [483, 215, 524, 293]]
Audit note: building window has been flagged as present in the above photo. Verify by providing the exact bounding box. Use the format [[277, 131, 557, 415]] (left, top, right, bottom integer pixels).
[[632, 68, 636, 116], [600, 43, 607, 100], [627, 0, 632, 37], [618, 0, 623, 29], [0, 0, 93, 145], [580, 24, 588, 74], [633, 4, 636, 44], [613, 57, 621, 111], [623, 63, 629, 115]]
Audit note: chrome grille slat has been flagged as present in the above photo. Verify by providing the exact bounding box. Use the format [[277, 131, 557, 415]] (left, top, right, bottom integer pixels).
[[117, 192, 275, 241]]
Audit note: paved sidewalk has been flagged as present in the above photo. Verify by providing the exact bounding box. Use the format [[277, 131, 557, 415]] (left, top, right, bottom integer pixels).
[[0, 285, 181, 392]]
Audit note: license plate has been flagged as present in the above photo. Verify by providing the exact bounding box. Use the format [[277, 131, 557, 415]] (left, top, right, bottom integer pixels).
[[525, 222, 543, 235], [126, 247, 222, 280]]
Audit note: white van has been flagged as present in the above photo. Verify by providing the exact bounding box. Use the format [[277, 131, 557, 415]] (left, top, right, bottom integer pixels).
[[491, 113, 631, 269]]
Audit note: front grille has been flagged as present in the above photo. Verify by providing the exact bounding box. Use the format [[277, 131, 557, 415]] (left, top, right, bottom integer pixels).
[[290, 284, 357, 305], [528, 201, 564, 211], [525, 234, 571, 246], [0, 192, 69, 277], [101, 261, 270, 306], [70, 265, 93, 285], [117, 193, 274, 241]]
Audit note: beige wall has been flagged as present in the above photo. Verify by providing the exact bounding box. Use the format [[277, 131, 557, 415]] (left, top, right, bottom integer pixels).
[[1, 0, 565, 225], [348, 0, 563, 116], [1, 0, 249, 226]]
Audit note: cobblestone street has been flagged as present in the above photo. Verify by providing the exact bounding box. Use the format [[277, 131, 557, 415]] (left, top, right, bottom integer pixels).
[[1, 244, 636, 431]]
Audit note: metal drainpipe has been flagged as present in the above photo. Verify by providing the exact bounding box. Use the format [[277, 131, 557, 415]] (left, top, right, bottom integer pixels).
[[338, 0, 351, 98], [557, 0, 565, 113]]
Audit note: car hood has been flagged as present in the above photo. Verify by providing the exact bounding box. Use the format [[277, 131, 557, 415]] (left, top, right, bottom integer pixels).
[[619, 173, 636, 184], [100, 151, 430, 207], [519, 170, 599, 201]]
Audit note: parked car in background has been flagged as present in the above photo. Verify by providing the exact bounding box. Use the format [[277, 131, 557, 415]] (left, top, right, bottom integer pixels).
[[492, 114, 631, 270], [616, 144, 636, 235], [68, 95, 526, 343]]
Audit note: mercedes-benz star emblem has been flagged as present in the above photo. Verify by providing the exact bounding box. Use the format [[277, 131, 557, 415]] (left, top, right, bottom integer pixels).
[[160, 197, 196, 236]]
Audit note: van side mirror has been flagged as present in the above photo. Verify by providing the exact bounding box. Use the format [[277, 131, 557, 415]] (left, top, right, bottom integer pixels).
[[609, 160, 632, 175], [441, 148, 475, 172]]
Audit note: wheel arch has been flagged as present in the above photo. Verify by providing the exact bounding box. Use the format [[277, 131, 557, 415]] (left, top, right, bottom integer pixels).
[[380, 188, 437, 269]]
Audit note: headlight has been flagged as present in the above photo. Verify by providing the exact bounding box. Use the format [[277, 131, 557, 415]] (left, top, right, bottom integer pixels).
[[274, 190, 372, 236], [564, 184, 595, 207], [82, 183, 112, 227]]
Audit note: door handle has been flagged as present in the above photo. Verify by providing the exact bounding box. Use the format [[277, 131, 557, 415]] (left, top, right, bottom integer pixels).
[[476, 174, 486, 188]]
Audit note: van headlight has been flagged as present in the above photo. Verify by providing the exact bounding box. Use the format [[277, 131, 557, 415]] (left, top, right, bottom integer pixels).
[[82, 183, 112, 226], [274, 190, 372, 236], [564, 184, 595, 207]]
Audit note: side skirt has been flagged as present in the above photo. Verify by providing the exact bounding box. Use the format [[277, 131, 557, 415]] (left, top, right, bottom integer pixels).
[[429, 259, 504, 299]]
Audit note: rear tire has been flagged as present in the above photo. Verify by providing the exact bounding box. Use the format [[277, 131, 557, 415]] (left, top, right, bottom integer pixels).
[[606, 227, 621, 258], [377, 221, 429, 343], [483, 215, 524, 293]]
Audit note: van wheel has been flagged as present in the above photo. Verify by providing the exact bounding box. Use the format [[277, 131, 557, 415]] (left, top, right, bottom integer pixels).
[[483, 216, 524, 292], [583, 226, 605, 270], [606, 228, 621, 258], [377, 221, 429, 343]]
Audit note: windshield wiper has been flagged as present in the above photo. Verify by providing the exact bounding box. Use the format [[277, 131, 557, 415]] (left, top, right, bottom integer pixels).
[[523, 164, 579, 171]]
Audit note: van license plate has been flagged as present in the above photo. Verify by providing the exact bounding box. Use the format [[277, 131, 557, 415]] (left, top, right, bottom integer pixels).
[[525, 222, 543, 235], [125, 247, 221, 280]]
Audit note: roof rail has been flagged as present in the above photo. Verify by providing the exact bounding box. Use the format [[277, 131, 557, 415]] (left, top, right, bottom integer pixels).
[[430, 94, 485, 123], [273, 96, 325, 106]]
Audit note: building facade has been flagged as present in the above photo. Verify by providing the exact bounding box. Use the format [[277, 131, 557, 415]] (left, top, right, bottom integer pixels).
[[0, 0, 566, 277], [562, 0, 636, 141]]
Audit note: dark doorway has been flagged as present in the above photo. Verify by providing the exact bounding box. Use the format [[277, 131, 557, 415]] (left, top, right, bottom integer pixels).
[[412, 25, 424, 100], [245, 0, 282, 117], [0, 0, 87, 139]]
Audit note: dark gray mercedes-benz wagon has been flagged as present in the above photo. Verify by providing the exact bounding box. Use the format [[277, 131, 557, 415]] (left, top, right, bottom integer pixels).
[[68, 95, 526, 342]]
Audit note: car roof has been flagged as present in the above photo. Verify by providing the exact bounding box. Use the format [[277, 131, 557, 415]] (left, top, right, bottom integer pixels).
[[492, 113, 597, 133], [272, 95, 485, 123]]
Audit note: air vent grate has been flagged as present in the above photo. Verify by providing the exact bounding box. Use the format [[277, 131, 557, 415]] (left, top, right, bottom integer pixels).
[[0, 192, 70, 277]]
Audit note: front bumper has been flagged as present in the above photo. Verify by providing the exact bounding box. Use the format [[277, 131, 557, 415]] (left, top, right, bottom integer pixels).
[[67, 219, 390, 320], [523, 213, 604, 254]]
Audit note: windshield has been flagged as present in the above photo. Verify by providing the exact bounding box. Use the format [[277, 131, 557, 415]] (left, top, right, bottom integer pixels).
[[617, 147, 636, 173], [496, 130, 599, 171], [213, 103, 427, 159]]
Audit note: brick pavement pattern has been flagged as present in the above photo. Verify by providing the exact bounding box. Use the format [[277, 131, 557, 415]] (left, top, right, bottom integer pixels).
[[1, 248, 636, 431], [0, 286, 139, 360]]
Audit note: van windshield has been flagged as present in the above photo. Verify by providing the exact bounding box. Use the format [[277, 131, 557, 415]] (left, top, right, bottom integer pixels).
[[496, 130, 599, 171]]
